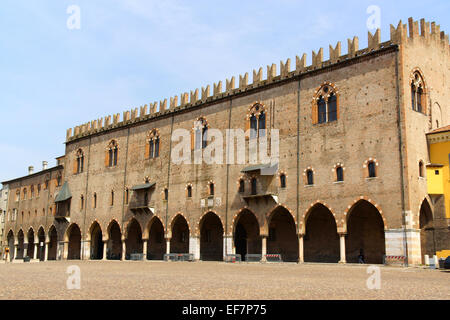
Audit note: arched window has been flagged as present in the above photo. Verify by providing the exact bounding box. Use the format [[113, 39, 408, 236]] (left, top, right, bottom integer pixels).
[[187, 185, 192, 198], [125, 188, 129, 205], [306, 170, 314, 185], [238, 179, 245, 193], [75, 149, 84, 174], [313, 83, 339, 124], [336, 166, 344, 182], [193, 118, 208, 150], [23, 188, 27, 200], [111, 191, 114, 206], [93, 193, 97, 209], [164, 188, 169, 201], [209, 183, 215, 196], [147, 129, 160, 159], [368, 161, 376, 178], [419, 161, 424, 178], [280, 174, 286, 188], [246, 103, 267, 139], [107, 140, 118, 167], [251, 178, 257, 195], [15, 190, 20, 202], [30, 186, 34, 199], [80, 195, 84, 210], [411, 71, 426, 114]]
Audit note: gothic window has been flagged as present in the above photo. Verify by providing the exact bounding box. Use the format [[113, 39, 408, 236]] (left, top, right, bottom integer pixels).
[[187, 185, 192, 198], [93, 193, 97, 209], [306, 170, 314, 185], [239, 179, 245, 193], [251, 178, 257, 195], [75, 149, 84, 174], [336, 166, 344, 182], [368, 161, 376, 178], [192, 117, 208, 150], [80, 195, 84, 210], [23, 188, 27, 200], [410, 71, 427, 114], [246, 103, 267, 139], [164, 188, 169, 201], [147, 129, 160, 159], [30, 186, 34, 199], [209, 183, 215, 196], [280, 174, 286, 188], [312, 83, 339, 124], [111, 191, 114, 206], [106, 140, 118, 167]]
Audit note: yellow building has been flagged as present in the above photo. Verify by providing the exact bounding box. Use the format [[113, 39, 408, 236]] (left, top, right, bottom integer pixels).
[[426, 125, 450, 259]]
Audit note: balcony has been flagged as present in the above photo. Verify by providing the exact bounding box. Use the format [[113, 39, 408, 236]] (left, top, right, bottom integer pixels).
[[129, 182, 156, 215]]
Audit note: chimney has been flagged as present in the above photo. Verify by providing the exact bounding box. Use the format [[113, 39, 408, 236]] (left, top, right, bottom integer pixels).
[[42, 161, 48, 171], [28, 166, 34, 175]]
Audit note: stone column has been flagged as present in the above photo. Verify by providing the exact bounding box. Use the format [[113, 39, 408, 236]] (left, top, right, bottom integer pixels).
[[13, 243, 18, 261], [339, 233, 346, 264], [63, 241, 69, 260], [261, 236, 267, 262], [166, 238, 171, 255], [33, 244, 38, 260], [298, 234, 304, 263], [189, 236, 200, 260], [121, 240, 126, 261], [44, 242, 49, 261], [23, 243, 28, 258], [142, 239, 148, 260], [102, 240, 107, 261]]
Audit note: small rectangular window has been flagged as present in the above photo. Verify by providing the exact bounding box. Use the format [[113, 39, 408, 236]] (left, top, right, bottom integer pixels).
[[435, 170, 440, 175]]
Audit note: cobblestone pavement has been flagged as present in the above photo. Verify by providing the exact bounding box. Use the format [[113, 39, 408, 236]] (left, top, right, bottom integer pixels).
[[0, 260, 448, 300]]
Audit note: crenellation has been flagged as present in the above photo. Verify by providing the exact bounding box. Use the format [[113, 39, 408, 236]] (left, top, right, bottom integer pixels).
[[160, 99, 167, 112], [329, 42, 341, 63], [296, 54, 307, 73], [226, 77, 235, 93], [201, 85, 210, 101], [213, 81, 222, 96], [170, 96, 178, 109], [390, 20, 406, 44], [105, 115, 111, 127], [239, 73, 249, 89], [66, 128, 72, 141], [190, 89, 199, 104], [253, 68, 263, 85], [267, 64, 276, 82], [122, 111, 130, 123], [280, 58, 291, 77], [140, 105, 148, 118], [312, 48, 323, 68], [368, 29, 381, 50], [180, 92, 189, 106], [408, 17, 419, 39], [420, 19, 430, 38], [347, 37, 359, 58], [131, 108, 138, 120]]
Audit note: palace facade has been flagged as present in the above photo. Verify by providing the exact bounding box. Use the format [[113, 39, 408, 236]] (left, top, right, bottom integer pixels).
[[2, 18, 449, 265]]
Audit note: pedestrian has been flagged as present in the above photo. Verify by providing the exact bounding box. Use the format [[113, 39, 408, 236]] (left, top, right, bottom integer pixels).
[[358, 249, 365, 264]]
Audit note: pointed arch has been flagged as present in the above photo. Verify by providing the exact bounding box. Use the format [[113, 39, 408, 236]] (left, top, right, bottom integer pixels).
[[199, 211, 224, 261], [170, 214, 190, 254], [146, 216, 166, 260], [124, 218, 143, 259], [89, 221, 103, 260], [106, 219, 122, 260], [65, 223, 81, 260], [345, 199, 386, 264], [232, 208, 261, 261], [47, 225, 58, 260], [419, 198, 435, 264]]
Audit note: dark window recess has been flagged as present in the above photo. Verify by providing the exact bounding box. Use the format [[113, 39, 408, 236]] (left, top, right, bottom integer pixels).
[[336, 167, 344, 182], [307, 170, 314, 185], [368, 162, 376, 178], [280, 174, 286, 188], [251, 178, 257, 195]]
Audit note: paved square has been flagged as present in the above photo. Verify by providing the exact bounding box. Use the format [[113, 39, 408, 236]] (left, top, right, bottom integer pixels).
[[0, 261, 448, 300]]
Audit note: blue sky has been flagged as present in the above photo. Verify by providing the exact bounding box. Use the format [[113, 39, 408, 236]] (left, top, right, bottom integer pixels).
[[0, 0, 448, 184]]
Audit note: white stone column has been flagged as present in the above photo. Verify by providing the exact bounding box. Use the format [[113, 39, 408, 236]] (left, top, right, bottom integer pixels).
[[23, 243, 28, 258], [339, 233, 346, 264], [102, 240, 107, 260], [63, 241, 69, 260], [189, 236, 200, 260], [166, 239, 171, 255], [142, 239, 148, 260], [121, 240, 126, 261], [224, 235, 233, 257], [44, 242, 49, 261], [33, 244, 38, 260], [298, 234, 304, 263], [261, 236, 267, 262], [13, 244, 18, 261]]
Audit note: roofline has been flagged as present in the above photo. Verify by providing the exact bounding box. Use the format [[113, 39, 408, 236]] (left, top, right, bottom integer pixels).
[[66, 44, 399, 145], [1, 165, 64, 185]]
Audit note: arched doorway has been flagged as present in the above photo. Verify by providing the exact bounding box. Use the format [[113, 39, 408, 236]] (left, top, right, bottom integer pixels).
[[17, 230, 24, 259], [147, 217, 166, 260], [67, 224, 81, 260], [419, 199, 435, 264], [48, 226, 58, 260], [125, 219, 142, 259], [233, 210, 261, 261], [37, 227, 46, 261], [346, 200, 385, 264], [27, 229, 35, 259], [107, 220, 122, 260], [200, 212, 223, 261], [304, 204, 340, 263], [267, 207, 298, 262], [170, 215, 189, 254], [90, 222, 103, 260], [7, 230, 14, 261]]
